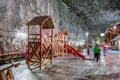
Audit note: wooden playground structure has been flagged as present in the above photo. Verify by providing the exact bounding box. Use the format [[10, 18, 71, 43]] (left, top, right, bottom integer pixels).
[[26, 16, 54, 70], [104, 25, 120, 46], [54, 31, 68, 57], [26, 16, 85, 70]]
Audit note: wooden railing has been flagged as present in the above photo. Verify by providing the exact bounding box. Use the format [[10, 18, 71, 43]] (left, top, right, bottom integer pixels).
[[0, 63, 20, 80], [0, 51, 24, 65]]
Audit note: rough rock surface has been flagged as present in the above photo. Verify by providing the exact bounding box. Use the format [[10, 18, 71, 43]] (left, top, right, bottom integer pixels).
[[1, 0, 120, 52], [0, 0, 85, 52], [62, 0, 120, 33]]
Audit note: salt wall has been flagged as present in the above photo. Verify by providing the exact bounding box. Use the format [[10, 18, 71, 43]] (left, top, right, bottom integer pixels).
[[0, 0, 85, 52]]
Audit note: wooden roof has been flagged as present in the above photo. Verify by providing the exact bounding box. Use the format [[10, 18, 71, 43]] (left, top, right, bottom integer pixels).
[[111, 34, 120, 41], [26, 16, 55, 29], [55, 31, 68, 37], [105, 25, 120, 33]]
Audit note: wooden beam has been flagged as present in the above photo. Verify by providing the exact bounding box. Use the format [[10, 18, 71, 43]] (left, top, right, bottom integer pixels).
[[28, 34, 40, 35], [0, 63, 20, 71], [40, 24, 42, 70], [42, 17, 50, 25], [27, 25, 30, 69], [51, 29, 53, 64]]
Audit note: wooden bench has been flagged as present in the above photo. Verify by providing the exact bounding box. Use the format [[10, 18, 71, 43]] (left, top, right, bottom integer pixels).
[[0, 51, 24, 65], [0, 63, 20, 80]]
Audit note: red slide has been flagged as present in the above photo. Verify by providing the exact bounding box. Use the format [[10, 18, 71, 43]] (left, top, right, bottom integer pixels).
[[64, 44, 86, 60]]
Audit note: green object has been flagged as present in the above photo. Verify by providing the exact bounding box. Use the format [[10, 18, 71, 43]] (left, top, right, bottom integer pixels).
[[94, 46, 101, 54]]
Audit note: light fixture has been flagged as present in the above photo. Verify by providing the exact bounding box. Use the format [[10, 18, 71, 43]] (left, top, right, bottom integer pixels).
[[113, 26, 117, 30], [100, 33, 105, 37], [85, 32, 89, 36]]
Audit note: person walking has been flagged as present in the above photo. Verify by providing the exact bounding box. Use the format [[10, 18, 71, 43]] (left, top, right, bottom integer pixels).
[[93, 44, 101, 62], [102, 43, 109, 56], [87, 44, 90, 56]]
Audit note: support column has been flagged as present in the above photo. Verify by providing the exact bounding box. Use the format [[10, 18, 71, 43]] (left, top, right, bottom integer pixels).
[[40, 25, 42, 70], [27, 25, 30, 69], [50, 29, 53, 64]]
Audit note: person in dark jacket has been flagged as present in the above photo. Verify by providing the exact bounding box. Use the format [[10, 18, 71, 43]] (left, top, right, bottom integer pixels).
[[94, 44, 101, 62], [87, 44, 90, 56]]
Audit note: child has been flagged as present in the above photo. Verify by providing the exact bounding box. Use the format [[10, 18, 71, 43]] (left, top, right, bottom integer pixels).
[[93, 44, 101, 62], [23, 49, 28, 57], [102, 43, 109, 56]]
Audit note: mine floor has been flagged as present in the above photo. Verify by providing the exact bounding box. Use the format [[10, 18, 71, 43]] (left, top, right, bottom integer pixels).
[[1, 50, 120, 80]]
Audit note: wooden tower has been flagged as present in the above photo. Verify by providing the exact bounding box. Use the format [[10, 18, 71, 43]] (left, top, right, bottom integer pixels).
[[26, 16, 54, 70], [54, 31, 68, 57]]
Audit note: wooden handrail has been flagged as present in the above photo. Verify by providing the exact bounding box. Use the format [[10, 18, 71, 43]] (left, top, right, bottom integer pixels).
[[0, 52, 22, 56], [0, 63, 20, 71]]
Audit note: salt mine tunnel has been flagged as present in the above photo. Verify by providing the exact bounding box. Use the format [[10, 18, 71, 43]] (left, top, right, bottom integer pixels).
[[0, 0, 120, 80]]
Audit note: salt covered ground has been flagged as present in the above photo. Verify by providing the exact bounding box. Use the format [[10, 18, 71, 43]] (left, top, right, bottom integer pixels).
[[1, 50, 120, 80]]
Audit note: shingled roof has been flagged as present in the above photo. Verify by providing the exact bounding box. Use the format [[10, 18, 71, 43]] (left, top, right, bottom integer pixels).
[[26, 16, 54, 29]]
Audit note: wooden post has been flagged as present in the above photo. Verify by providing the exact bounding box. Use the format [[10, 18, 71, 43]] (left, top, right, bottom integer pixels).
[[40, 25, 42, 70], [0, 71, 7, 80], [6, 69, 14, 80], [27, 26, 29, 66], [27, 25, 30, 69], [62, 34, 64, 57], [56, 35, 58, 55], [65, 35, 67, 56], [50, 29, 53, 64]]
